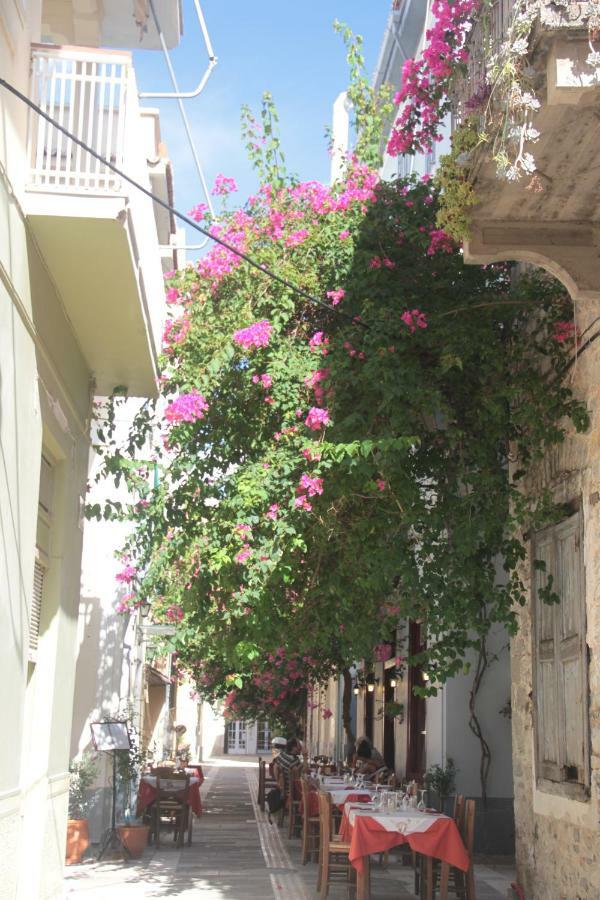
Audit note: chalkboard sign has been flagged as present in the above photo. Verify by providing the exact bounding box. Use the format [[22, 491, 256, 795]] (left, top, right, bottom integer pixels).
[[90, 720, 131, 751]]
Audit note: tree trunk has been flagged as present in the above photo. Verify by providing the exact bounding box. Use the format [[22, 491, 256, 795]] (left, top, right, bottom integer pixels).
[[342, 669, 356, 763]]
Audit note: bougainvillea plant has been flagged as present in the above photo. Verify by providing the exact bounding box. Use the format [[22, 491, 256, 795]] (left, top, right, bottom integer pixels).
[[89, 32, 587, 732]]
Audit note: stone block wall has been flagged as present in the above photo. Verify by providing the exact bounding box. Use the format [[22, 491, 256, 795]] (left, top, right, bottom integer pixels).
[[511, 297, 600, 899]]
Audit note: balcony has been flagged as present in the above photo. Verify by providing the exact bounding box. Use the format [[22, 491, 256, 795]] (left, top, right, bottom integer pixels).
[[451, 0, 600, 300], [41, 0, 182, 52], [24, 44, 173, 397]]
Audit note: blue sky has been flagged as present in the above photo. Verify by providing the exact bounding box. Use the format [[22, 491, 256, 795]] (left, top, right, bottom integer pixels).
[[133, 1, 389, 244]]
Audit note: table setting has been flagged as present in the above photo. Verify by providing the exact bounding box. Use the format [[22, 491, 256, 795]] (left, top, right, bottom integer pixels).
[[339, 792, 469, 900], [136, 771, 204, 818]]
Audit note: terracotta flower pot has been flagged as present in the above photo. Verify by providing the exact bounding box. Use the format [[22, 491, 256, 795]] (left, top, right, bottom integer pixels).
[[65, 818, 89, 865], [117, 824, 150, 857]]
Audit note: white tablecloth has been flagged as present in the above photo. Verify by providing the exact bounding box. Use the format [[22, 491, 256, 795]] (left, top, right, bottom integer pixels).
[[141, 776, 201, 789], [347, 807, 447, 835], [327, 788, 377, 806]]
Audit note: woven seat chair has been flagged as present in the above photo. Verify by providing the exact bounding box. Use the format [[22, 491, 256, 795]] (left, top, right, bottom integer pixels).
[[153, 775, 192, 848], [317, 790, 356, 899], [287, 776, 302, 839], [299, 776, 320, 864], [258, 757, 277, 812]]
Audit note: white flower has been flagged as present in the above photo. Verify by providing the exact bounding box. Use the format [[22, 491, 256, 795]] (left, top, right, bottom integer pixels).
[[511, 38, 529, 56], [520, 153, 536, 174], [586, 49, 600, 69]]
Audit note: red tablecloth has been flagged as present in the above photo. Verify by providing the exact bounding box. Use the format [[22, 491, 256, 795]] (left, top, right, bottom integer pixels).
[[340, 810, 469, 874], [136, 774, 203, 818], [336, 792, 373, 812]]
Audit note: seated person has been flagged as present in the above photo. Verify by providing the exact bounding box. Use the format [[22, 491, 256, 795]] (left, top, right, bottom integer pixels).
[[273, 737, 302, 789], [354, 737, 386, 780]]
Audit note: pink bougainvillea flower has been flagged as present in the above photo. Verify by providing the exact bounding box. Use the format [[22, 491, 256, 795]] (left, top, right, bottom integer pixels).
[[166, 605, 184, 622], [165, 286, 179, 303], [285, 228, 309, 247], [552, 320, 577, 343], [233, 320, 273, 350], [374, 642, 393, 662], [401, 309, 428, 333], [301, 447, 321, 462], [305, 407, 330, 430], [165, 390, 209, 424], [188, 202, 208, 222], [326, 289, 345, 305], [308, 331, 329, 355], [266, 503, 279, 521], [322, 708, 333, 720], [294, 495, 312, 511], [369, 256, 382, 269], [376, 479, 387, 492], [339, 229, 350, 240], [427, 228, 454, 256], [116, 565, 137, 583], [252, 372, 273, 389], [211, 173, 238, 196], [235, 544, 252, 564], [299, 473, 324, 497]]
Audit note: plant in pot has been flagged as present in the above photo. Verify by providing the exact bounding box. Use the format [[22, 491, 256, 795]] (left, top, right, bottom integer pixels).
[[115, 723, 150, 857], [66, 753, 97, 865], [425, 758, 457, 813]]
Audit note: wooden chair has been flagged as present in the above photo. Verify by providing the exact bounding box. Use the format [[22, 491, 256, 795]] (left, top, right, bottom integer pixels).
[[418, 795, 475, 900], [316, 790, 355, 899], [300, 777, 320, 864], [153, 775, 192, 848], [451, 798, 476, 900], [258, 756, 278, 812], [288, 776, 302, 839]]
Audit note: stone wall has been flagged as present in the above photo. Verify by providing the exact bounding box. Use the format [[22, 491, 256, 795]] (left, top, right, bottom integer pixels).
[[511, 297, 600, 899]]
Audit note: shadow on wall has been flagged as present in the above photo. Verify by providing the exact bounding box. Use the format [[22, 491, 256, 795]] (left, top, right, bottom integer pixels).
[[71, 596, 129, 841]]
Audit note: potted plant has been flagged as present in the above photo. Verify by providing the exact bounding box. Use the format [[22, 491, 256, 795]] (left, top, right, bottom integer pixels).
[[66, 754, 97, 865], [115, 723, 150, 856], [425, 758, 456, 813]]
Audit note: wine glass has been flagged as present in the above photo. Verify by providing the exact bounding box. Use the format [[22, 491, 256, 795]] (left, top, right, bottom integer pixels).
[[417, 789, 427, 811]]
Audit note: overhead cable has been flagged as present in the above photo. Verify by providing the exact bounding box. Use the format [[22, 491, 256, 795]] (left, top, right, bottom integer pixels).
[[0, 77, 363, 326]]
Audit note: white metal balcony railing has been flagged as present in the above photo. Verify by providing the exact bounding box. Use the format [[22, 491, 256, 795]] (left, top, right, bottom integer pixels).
[[28, 45, 134, 193], [451, 0, 516, 122]]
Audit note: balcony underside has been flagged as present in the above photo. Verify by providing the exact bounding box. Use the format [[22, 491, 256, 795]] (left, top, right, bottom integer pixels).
[[26, 195, 160, 397], [462, 38, 600, 300]]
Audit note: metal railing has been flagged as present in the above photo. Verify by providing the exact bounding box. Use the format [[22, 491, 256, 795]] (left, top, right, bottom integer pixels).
[[451, 0, 516, 125], [28, 44, 133, 193]]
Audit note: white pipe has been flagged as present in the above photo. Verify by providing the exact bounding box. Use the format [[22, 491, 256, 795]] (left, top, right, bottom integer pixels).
[[142, 0, 215, 243], [139, 0, 217, 99]]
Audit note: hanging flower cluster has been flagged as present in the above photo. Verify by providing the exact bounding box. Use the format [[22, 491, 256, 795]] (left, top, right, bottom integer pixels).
[[387, 0, 479, 157]]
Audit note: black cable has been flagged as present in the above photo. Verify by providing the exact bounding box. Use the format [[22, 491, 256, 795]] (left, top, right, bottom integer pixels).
[[0, 76, 365, 327]]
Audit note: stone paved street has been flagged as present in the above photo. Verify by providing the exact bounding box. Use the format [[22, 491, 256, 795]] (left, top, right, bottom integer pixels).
[[63, 758, 515, 899]]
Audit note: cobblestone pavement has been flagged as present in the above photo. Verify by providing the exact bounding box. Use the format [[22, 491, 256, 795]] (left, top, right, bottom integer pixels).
[[63, 758, 515, 899]]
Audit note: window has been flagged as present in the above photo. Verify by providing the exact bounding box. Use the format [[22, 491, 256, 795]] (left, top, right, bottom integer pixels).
[[532, 509, 590, 798], [29, 453, 54, 664]]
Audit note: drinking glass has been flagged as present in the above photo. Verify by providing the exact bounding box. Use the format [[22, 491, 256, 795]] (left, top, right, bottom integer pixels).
[[417, 789, 427, 811]]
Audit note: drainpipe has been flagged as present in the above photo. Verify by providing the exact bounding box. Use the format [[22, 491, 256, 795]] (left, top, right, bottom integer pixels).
[[142, 0, 217, 250]]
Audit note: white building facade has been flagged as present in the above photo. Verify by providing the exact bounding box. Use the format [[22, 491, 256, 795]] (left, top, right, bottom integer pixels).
[[0, 0, 180, 895]]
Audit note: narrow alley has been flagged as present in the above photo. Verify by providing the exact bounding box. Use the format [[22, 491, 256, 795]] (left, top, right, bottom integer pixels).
[[64, 758, 515, 899]]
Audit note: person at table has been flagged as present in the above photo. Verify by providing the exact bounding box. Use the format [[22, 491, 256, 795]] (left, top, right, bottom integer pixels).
[[354, 737, 386, 779], [273, 737, 302, 788]]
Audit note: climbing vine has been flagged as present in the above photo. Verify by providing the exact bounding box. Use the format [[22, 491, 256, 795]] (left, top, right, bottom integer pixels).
[[89, 29, 588, 729]]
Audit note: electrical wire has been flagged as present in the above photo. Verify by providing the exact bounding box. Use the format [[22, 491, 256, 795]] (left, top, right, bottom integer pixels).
[[0, 76, 363, 327]]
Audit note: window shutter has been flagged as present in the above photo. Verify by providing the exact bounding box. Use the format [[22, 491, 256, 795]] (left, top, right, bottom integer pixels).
[[533, 529, 561, 782], [555, 512, 588, 786], [28, 558, 45, 663]]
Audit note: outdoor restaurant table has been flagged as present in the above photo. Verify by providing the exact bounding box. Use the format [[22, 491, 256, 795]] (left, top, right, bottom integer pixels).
[[339, 805, 469, 900], [326, 786, 377, 811], [136, 770, 204, 818]]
